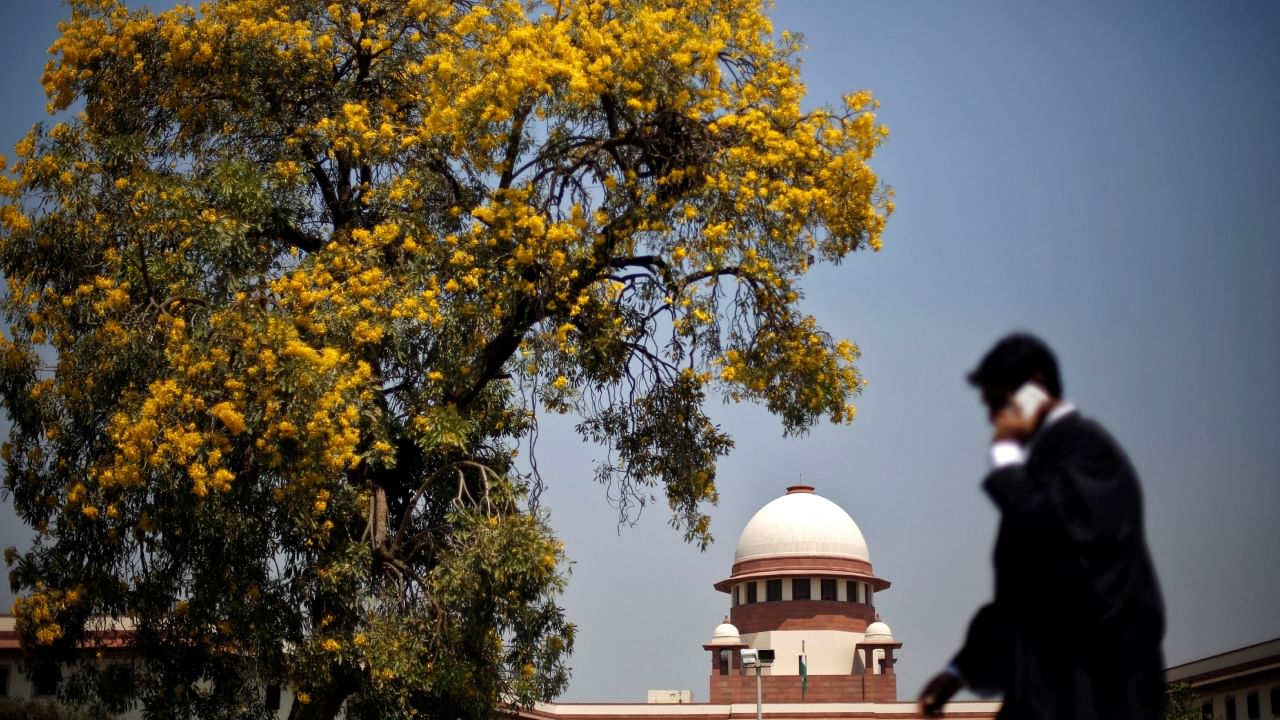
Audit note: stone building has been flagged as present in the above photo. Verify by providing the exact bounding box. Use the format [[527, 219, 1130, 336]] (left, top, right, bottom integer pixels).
[[521, 484, 1001, 720], [1166, 637, 1280, 720]]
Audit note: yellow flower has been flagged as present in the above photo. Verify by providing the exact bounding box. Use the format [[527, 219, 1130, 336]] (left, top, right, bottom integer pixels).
[[35, 624, 63, 645], [209, 469, 233, 492], [210, 402, 246, 435], [276, 421, 297, 440]]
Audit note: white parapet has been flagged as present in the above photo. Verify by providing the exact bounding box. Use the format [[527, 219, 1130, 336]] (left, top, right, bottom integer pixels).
[[647, 689, 694, 704]]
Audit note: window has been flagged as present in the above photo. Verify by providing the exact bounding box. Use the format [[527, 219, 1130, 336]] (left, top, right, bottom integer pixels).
[[0, 665, 8, 697], [746, 582, 757, 604], [846, 580, 857, 602], [820, 578, 837, 601], [1271, 686, 1280, 717], [865, 586, 874, 605], [792, 578, 810, 600], [1226, 696, 1237, 720], [1248, 691, 1260, 720], [33, 665, 60, 697], [766, 579, 782, 602], [1202, 701, 1214, 719], [266, 684, 282, 711]]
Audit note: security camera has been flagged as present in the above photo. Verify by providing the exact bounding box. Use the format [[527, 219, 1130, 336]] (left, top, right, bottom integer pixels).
[[740, 648, 775, 667]]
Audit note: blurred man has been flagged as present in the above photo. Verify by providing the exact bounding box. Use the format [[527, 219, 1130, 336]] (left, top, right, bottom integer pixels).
[[919, 333, 1164, 719]]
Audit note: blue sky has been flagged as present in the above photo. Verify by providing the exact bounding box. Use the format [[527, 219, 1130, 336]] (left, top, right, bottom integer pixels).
[[2, 0, 1278, 705]]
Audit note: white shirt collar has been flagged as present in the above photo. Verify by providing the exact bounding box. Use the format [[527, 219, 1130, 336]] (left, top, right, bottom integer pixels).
[[1044, 401, 1077, 427]]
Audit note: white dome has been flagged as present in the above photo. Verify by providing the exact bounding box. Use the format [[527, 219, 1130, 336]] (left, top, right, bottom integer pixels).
[[709, 621, 741, 644], [733, 486, 870, 563], [864, 621, 894, 642]]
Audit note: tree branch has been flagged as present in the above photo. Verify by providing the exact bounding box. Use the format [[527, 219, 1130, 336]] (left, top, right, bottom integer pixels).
[[499, 102, 532, 189], [263, 210, 323, 253], [307, 157, 342, 226]]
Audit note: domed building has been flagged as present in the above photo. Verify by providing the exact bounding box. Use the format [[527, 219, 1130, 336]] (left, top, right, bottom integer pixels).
[[514, 484, 998, 719], [703, 485, 904, 703]]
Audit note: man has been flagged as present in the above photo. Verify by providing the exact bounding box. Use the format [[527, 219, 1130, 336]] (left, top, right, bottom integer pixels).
[[919, 333, 1165, 719]]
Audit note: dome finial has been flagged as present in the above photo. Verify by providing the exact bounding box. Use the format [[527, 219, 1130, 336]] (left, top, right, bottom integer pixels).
[[865, 617, 894, 642], [710, 618, 742, 645]]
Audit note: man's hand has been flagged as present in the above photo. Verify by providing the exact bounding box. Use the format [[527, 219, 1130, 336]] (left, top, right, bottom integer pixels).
[[919, 670, 963, 717], [991, 400, 1050, 443]]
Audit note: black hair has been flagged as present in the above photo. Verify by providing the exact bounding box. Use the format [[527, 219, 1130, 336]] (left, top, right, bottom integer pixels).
[[966, 332, 1063, 397]]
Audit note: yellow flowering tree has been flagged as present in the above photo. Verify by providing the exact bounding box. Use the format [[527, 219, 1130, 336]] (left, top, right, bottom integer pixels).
[[0, 0, 890, 718]]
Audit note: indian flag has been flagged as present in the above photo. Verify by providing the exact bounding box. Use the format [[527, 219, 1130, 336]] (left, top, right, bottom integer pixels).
[[800, 653, 808, 699]]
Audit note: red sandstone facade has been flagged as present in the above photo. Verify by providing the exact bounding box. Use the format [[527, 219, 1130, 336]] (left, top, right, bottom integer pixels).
[[706, 673, 902, 705], [729, 599, 875, 635]]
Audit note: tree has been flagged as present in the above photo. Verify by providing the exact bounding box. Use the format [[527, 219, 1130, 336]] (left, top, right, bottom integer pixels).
[[0, 0, 891, 718], [1164, 682, 1202, 720]]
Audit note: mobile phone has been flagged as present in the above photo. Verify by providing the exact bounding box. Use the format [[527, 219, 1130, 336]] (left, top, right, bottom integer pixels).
[[1012, 382, 1050, 420]]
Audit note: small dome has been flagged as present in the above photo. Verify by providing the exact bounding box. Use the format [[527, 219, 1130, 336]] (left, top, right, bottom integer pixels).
[[864, 620, 894, 642], [708, 619, 741, 645], [734, 485, 870, 563]]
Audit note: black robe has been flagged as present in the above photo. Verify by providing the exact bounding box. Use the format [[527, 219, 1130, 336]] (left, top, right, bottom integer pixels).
[[952, 412, 1165, 719]]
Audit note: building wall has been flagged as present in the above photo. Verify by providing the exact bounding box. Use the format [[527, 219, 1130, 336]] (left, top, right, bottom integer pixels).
[[1180, 667, 1280, 720], [1166, 637, 1280, 720], [730, 598, 874, 635], [0, 656, 44, 704], [738, 630, 865, 676], [1197, 683, 1280, 720], [2, 614, 299, 717], [647, 690, 694, 704], [0, 658, 146, 719], [0, 653, 297, 720], [708, 671, 898, 704]]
